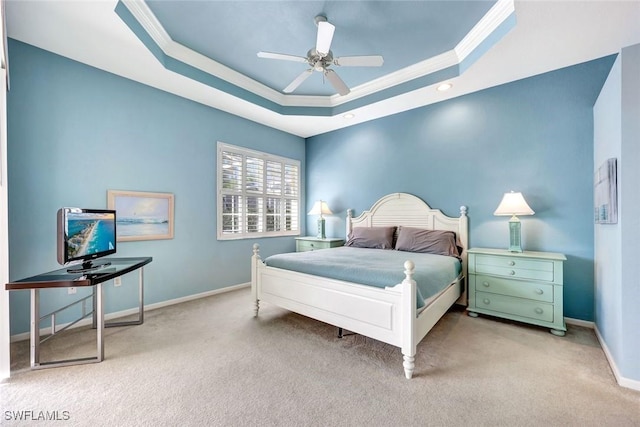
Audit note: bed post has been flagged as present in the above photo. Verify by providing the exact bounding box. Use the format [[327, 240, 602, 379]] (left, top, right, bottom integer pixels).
[[346, 209, 353, 238], [458, 206, 469, 305], [251, 243, 261, 317], [401, 260, 417, 379]]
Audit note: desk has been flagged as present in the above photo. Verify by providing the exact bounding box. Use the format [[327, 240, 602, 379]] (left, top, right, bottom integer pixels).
[[6, 257, 152, 369]]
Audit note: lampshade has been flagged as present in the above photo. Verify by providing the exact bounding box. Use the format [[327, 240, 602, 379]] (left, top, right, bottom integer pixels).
[[308, 200, 333, 216], [308, 200, 332, 239], [494, 191, 534, 253], [494, 192, 535, 216]]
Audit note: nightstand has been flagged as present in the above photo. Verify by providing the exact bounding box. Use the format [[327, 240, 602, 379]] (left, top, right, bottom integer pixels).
[[467, 248, 567, 336], [295, 237, 344, 252]]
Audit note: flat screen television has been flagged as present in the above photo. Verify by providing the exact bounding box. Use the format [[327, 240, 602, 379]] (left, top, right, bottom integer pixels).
[[57, 208, 117, 273]]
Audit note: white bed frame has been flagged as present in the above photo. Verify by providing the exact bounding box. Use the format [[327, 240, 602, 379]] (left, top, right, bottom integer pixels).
[[251, 193, 468, 379]]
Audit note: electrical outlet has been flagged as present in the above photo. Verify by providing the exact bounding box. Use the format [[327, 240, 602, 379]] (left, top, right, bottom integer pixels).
[[68, 287, 77, 295], [114, 277, 122, 287]]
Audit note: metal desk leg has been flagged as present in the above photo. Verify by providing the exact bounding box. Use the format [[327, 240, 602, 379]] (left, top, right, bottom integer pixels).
[[96, 282, 104, 362], [30, 289, 39, 367], [92, 287, 97, 329], [30, 285, 103, 369], [106, 267, 145, 328], [139, 267, 144, 324]]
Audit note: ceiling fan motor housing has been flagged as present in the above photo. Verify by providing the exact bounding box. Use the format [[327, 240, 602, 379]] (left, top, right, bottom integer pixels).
[[314, 15, 328, 26], [307, 48, 334, 71]]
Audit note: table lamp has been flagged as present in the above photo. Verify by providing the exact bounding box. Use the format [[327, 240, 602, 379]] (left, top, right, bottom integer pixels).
[[494, 191, 534, 253], [308, 200, 333, 239]]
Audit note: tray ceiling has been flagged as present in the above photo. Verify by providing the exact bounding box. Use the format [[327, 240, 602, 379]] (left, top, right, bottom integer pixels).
[[6, 1, 640, 137]]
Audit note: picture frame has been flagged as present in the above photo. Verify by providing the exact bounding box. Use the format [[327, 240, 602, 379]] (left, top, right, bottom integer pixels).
[[107, 190, 174, 241], [594, 158, 617, 224]]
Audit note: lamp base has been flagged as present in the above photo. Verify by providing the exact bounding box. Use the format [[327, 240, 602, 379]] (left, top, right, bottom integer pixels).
[[508, 218, 522, 252], [317, 217, 326, 239]]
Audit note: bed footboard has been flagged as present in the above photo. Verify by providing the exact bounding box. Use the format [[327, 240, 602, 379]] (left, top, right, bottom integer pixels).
[[252, 244, 427, 379]]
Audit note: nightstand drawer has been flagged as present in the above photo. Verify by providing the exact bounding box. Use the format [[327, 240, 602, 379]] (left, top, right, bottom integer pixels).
[[473, 275, 553, 302], [297, 240, 320, 252], [475, 292, 554, 322], [475, 255, 554, 282], [295, 237, 344, 252]]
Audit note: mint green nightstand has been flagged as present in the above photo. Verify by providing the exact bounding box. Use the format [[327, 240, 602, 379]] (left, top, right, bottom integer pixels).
[[467, 248, 567, 336], [295, 237, 344, 252]]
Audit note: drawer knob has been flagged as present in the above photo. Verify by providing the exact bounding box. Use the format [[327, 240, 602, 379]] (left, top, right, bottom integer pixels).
[[483, 298, 490, 305], [509, 270, 516, 276], [535, 308, 544, 314], [482, 282, 490, 287], [535, 289, 544, 295], [310, 243, 315, 247], [508, 260, 515, 266]]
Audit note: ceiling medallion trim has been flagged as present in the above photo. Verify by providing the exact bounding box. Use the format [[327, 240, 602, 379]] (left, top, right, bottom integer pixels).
[[119, 0, 514, 112]]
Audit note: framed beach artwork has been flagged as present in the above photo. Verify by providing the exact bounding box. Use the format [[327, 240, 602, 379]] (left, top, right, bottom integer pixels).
[[107, 190, 174, 241]]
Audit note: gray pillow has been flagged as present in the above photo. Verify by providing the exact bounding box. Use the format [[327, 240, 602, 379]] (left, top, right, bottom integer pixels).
[[395, 226, 461, 259], [345, 226, 396, 249]]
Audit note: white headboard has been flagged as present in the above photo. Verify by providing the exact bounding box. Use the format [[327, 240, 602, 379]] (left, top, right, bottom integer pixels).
[[346, 193, 469, 304]]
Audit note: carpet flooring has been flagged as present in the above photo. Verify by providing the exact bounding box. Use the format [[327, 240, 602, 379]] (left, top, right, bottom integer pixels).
[[2, 287, 639, 426]]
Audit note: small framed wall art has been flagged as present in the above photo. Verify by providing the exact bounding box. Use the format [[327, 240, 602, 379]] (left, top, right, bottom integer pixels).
[[107, 190, 175, 241], [594, 158, 617, 224]]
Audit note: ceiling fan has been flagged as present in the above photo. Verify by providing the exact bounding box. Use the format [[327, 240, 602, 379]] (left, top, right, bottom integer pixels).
[[257, 15, 384, 96]]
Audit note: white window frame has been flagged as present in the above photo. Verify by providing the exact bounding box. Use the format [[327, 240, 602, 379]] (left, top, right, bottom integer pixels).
[[217, 142, 301, 240]]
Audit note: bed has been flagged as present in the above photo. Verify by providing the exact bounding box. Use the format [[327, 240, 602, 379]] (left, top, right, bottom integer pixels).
[[251, 193, 468, 379]]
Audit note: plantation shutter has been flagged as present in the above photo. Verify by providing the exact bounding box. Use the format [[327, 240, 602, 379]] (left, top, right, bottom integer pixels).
[[217, 142, 300, 240]]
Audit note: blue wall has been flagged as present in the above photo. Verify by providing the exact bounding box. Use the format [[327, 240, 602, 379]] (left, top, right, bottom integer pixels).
[[7, 40, 305, 335], [595, 43, 640, 385], [618, 43, 640, 384], [6, 37, 617, 334], [306, 56, 616, 321]]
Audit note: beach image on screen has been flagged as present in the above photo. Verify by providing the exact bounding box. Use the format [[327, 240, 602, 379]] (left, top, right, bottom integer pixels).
[[66, 212, 116, 258]]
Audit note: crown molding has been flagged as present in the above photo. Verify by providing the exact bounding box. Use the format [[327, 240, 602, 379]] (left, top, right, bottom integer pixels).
[[121, 0, 286, 104], [119, 0, 515, 111], [456, 0, 515, 61], [121, 0, 169, 49]]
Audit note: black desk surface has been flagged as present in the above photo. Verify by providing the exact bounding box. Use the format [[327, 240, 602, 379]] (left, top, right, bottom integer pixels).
[[6, 257, 153, 290]]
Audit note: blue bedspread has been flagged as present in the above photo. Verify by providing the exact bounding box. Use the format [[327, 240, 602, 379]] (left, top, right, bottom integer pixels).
[[264, 247, 461, 308]]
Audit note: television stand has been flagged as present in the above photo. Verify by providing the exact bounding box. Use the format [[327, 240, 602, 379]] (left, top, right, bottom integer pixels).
[[66, 260, 112, 274], [5, 257, 152, 369]]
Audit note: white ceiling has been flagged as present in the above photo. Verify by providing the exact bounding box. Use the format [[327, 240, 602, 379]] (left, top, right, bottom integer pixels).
[[6, 1, 640, 138]]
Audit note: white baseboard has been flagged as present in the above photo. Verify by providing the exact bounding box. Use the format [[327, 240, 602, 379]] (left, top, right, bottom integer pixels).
[[567, 318, 640, 391], [10, 283, 250, 343], [594, 325, 640, 392], [548, 318, 640, 391], [564, 317, 594, 328]]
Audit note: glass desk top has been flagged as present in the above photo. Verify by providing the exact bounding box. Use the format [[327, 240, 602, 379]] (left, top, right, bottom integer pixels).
[[6, 257, 153, 290]]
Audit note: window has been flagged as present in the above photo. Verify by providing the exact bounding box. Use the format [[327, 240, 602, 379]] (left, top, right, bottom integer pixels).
[[217, 142, 300, 240]]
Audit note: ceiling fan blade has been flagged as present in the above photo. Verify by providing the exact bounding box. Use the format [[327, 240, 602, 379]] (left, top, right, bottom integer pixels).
[[316, 21, 335, 57], [324, 69, 350, 96], [334, 55, 384, 67], [283, 69, 314, 93], [257, 51, 308, 63]]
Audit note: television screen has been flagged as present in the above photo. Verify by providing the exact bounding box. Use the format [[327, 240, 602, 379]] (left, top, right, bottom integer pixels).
[[57, 208, 117, 270]]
